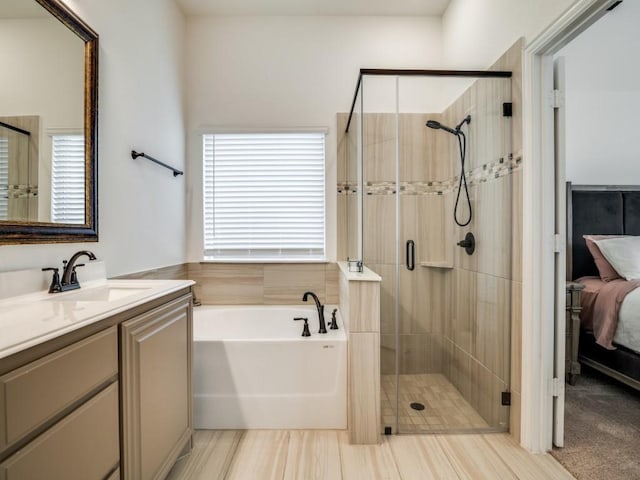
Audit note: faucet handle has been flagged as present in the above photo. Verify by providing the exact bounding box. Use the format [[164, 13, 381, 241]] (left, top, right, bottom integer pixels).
[[293, 317, 311, 337], [329, 308, 339, 330], [70, 264, 86, 285], [42, 267, 62, 293]]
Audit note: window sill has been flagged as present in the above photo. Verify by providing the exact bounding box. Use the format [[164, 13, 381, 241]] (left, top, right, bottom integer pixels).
[[201, 258, 329, 264]]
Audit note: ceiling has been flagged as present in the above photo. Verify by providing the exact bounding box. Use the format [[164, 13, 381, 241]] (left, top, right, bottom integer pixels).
[[175, 0, 452, 16]]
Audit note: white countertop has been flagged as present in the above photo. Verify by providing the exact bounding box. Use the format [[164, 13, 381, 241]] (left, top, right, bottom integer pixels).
[[0, 278, 194, 360]]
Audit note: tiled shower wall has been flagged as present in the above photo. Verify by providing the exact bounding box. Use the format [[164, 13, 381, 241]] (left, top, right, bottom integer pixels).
[[337, 112, 454, 380], [336, 38, 524, 437], [442, 46, 521, 431]]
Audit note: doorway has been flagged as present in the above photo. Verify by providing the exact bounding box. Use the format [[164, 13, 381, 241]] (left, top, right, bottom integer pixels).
[[522, 0, 638, 464]]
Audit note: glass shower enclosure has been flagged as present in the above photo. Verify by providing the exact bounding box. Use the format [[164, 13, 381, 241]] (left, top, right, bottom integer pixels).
[[339, 69, 515, 434]]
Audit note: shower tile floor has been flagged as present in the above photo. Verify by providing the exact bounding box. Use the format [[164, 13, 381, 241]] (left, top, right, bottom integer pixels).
[[381, 373, 489, 432]]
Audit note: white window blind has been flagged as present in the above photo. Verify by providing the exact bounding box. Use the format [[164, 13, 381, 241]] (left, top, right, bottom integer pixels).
[[51, 134, 85, 224], [203, 132, 326, 260], [0, 138, 8, 220]]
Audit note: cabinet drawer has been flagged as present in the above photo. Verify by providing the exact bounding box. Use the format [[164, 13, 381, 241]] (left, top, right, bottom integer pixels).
[[0, 382, 120, 480], [0, 326, 117, 449]]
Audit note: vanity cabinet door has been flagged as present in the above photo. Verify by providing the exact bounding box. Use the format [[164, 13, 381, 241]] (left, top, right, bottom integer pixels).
[[120, 295, 192, 480]]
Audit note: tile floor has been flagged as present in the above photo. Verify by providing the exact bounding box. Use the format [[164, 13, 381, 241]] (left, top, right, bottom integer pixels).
[[381, 373, 490, 432], [167, 430, 575, 479]]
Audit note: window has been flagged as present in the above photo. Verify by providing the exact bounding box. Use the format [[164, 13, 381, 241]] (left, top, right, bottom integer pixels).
[[203, 132, 326, 261], [0, 137, 7, 220], [51, 134, 85, 224]]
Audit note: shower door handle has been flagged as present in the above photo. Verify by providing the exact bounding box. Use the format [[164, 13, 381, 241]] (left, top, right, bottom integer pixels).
[[406, 240, 415, 271]]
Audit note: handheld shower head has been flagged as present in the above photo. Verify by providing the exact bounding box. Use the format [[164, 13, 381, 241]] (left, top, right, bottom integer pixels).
[[426, 115, 471, 136], [425, 114, 473, 227], [425, 120, 457, 135]]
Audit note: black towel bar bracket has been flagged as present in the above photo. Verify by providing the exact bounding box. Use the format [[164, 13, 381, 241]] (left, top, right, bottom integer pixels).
[[131, 150, 183, 177]]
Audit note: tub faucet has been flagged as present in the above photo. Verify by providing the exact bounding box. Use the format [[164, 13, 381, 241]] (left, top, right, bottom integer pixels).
[[61, 250, 97, 291], [302, 291, 327, 334]]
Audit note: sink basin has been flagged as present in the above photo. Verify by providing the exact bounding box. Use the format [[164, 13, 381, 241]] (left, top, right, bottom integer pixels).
[[47, 285, 151, 302]]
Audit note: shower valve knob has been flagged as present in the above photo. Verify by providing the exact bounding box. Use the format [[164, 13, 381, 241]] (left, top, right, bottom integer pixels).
[[457, 232, 476, 256]]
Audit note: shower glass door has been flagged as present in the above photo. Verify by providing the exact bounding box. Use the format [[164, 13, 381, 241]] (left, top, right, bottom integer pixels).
[[358, 74, 400, 433], [360, 73, 513, 434]]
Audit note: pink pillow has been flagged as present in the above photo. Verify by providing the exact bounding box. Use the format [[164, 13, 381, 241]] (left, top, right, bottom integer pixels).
[[583, 235, 623, 282]]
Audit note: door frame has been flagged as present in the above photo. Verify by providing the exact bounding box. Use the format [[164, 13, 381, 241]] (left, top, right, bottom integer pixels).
[[520, 0, 620, 453]]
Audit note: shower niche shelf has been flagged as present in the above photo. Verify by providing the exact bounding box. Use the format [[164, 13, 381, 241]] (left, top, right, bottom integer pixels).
[[419, 261, 453, 269]]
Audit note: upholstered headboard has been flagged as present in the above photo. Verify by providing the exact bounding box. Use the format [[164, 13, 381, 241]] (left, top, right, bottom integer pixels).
[[567, 183, 640, 280]]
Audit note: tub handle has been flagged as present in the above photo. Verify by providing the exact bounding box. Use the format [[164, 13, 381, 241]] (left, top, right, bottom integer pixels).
[[294, 317, 311, 337], [329, 308, 339, 330]]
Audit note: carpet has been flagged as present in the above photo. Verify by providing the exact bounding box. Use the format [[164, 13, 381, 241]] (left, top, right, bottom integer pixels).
[[550, 366, 640, 480]]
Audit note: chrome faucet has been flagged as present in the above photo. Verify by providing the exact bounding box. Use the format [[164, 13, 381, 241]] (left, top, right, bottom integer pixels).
[[302, 291, 327, 334], [61, 250, 96, 291]]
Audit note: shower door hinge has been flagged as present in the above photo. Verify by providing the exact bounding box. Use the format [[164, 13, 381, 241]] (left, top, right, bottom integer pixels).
[[550, 89, 564, 109], [501, 391, 511, 406], [553, 233, 563, 253], [550, 377, 563, 397]]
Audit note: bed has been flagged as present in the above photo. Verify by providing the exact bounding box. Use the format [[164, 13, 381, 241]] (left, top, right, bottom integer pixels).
[[567, 183, 640, 390]]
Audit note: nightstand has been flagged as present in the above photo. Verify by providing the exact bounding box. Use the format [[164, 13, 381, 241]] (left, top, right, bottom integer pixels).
[[566, 281, 585, 385]]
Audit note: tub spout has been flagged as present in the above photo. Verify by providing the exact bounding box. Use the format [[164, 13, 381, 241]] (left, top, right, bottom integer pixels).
[[302, 291, 327, 334]]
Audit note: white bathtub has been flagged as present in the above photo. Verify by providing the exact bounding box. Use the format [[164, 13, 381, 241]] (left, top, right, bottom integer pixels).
[[193, 305, 347, 429]]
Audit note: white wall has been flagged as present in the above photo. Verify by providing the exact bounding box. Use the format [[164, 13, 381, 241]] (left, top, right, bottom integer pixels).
[[557, 1, 640, 184], [184, 15, 443, 261], [442, 0, 576, 68], [0, 0, 186, 277]]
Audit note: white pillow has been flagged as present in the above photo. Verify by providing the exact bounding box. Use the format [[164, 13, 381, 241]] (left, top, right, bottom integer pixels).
[[593, 236, 640, 280]]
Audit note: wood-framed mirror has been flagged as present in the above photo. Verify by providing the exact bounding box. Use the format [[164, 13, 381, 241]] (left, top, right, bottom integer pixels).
[[0, 0, 98, 244]]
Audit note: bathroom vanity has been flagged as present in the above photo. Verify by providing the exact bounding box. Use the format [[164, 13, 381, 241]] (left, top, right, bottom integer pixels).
[[0, 275, 194, 480]]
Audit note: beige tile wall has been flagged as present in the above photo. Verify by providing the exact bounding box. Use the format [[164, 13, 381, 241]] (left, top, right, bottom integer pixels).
[[494, 38, 525, 443], [337, 111, 454, 379], [444, 38, 524, 435], [118, 263, 340, 306], [190, 263, 339, 305], [338, 265, 381, 445], [114, 263, 190, 280]]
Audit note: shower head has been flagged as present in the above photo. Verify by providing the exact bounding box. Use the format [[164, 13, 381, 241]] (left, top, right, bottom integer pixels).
[[425, 120, 457, 135], [426, 115, 471, 136]]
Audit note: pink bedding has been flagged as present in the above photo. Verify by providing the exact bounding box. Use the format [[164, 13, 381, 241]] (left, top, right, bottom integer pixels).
[[578, 276, 640, 350]]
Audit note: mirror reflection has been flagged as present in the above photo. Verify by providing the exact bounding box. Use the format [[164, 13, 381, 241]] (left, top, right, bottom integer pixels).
[[0, 0, 85, 224]]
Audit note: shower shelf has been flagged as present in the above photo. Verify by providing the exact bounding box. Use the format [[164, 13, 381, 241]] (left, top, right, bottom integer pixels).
[[419, 261, 453, 269]]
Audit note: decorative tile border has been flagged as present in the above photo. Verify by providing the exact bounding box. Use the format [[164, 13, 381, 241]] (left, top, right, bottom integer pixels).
[[337, 153, 522, 196], [0, 184, 39, 199]]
